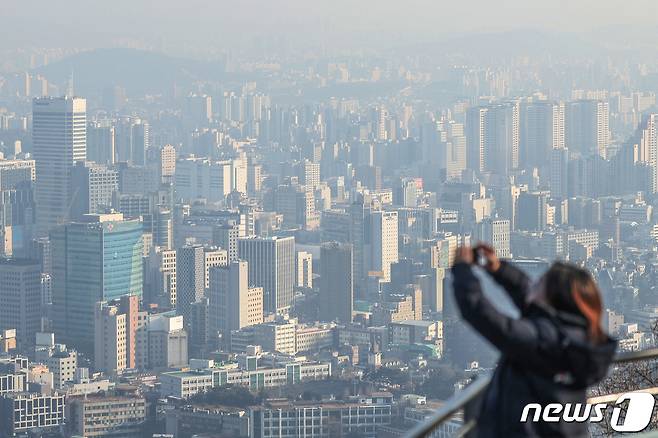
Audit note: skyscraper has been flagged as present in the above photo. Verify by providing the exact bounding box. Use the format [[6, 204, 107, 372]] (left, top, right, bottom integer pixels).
[[295, 251, 313, 288], [238, 236, 295, 314], [51, 213, 143, 353], [69, 161, 118, 220], [0, 259, 41, 347], [176, 246, 205, 322], [521, 101, 565, 168], [87, 120, 115, 165], [566, 99, 610, 158], [32, 97, 86, 234], [208, 260, 263, 343], [466, 102, 519, 175], [369, 210, 398, 283], [319, 242, 353, 323]]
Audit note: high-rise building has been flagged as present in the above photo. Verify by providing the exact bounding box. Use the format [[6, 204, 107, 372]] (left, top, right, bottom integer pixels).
[[185, 94, 212, 127], [33, 97, 86, 234], [550, 147, 570, 199], [0, 181, 36, 258], [87, 120, 115, 165], [0, 159, 35, 190], [475, 219, 511, 258], [295, 251, 313, 289], [204, 248, 228, 290], [247, 163, 262, 196], [146, 248, 177, 308], [274, 181, 319, 230], [94, 295, 140, 374], [369, 210, 398, 283], [516, 192, 549, 232], [466, 102, 519, 175], [176, 246, 205, 322], [297, 160, 320, 189], [521, 101, 565, 168], [175, 157, 232, 202], [0, 259, 41, 347], [136, 312, 188, 370], [158, 144, 177, 183], [238, 236, 295, 314], [208, 260, 263, 343], [115, 117, 149, 165], [51, 213, 143, 353], [213, 223, 240, 263], [319, 242, 353, 323], [69, 161, 118, 219], [566, 99, 610, 158], [349, 196, 369, 296]]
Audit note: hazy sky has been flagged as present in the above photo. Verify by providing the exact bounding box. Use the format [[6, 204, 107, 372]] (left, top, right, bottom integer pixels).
[[3, 0, 658, 52]]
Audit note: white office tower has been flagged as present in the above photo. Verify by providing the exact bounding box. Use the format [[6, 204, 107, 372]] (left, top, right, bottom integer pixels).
[[208, 260, 263, 342], [33, 97, 86, 234], [475, 219, 511, 258], [369, 210, 398, 282], [643, 114, 658, 194], [238, 236, 295, 314], [566, 100, 610, 158]]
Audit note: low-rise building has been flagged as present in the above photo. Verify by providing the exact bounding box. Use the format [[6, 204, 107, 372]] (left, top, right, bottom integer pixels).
[[165, 405, 250, 438], [250, 393, 393, 438], [160, 361, 332, 398], [160, 370, 214, 399], [67, 395, 147, 438], [0, 392, 65, 436]]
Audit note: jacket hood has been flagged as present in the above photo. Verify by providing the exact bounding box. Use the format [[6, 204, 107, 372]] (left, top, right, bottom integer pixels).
[[563, 334, 617, 387], [531, 303, 618, 387], [555, 309, 618, 387]]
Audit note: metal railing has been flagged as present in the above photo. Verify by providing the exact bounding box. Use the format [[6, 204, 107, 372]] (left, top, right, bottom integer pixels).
[[405, 347, 658, 438]]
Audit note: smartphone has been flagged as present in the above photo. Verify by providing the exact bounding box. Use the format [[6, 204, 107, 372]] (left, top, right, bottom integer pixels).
[[472, 248, 486, 266]]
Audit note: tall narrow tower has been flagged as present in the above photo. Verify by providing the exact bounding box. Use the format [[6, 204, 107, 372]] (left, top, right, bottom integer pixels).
[[33, 97, 86, 234]]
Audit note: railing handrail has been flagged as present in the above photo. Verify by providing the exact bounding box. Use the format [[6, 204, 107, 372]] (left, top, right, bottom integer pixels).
[[404, 372, 492, 438], [404, 347, 658, 438]]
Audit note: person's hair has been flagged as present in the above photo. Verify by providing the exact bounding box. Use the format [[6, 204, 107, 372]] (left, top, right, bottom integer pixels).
[[543, 262, 605, 343]]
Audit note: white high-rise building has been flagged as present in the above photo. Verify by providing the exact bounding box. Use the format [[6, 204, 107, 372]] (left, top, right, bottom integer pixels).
[[208, 260, 263, 341], [296, 251, 313, 289], [33, 97, 86, 234], [369, 210, 398, 282], [476, 219, 511, 258], [238, 236, 295, 314], [175, 157, 232, 202], [643, 114, 658, 193]]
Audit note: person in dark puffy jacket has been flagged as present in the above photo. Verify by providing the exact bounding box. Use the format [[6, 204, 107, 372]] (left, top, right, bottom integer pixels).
[[452, 243, 617, 437]]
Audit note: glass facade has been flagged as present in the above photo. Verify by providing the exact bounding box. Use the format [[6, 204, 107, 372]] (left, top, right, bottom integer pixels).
[[51, 217, 143, 352]]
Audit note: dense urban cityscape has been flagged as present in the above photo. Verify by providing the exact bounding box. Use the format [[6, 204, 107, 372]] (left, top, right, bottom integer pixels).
[[2, 2, 658, 437]]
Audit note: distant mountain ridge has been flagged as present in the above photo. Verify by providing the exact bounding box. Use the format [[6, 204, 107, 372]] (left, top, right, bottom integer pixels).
[[33, 48, 228, 96]]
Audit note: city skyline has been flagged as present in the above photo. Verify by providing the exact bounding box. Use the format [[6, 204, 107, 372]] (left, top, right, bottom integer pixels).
[[1, 3, 658, 437]]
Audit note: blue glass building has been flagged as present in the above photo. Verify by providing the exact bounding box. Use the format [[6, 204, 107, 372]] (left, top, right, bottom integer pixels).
[[51, 213, 143, 353]]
